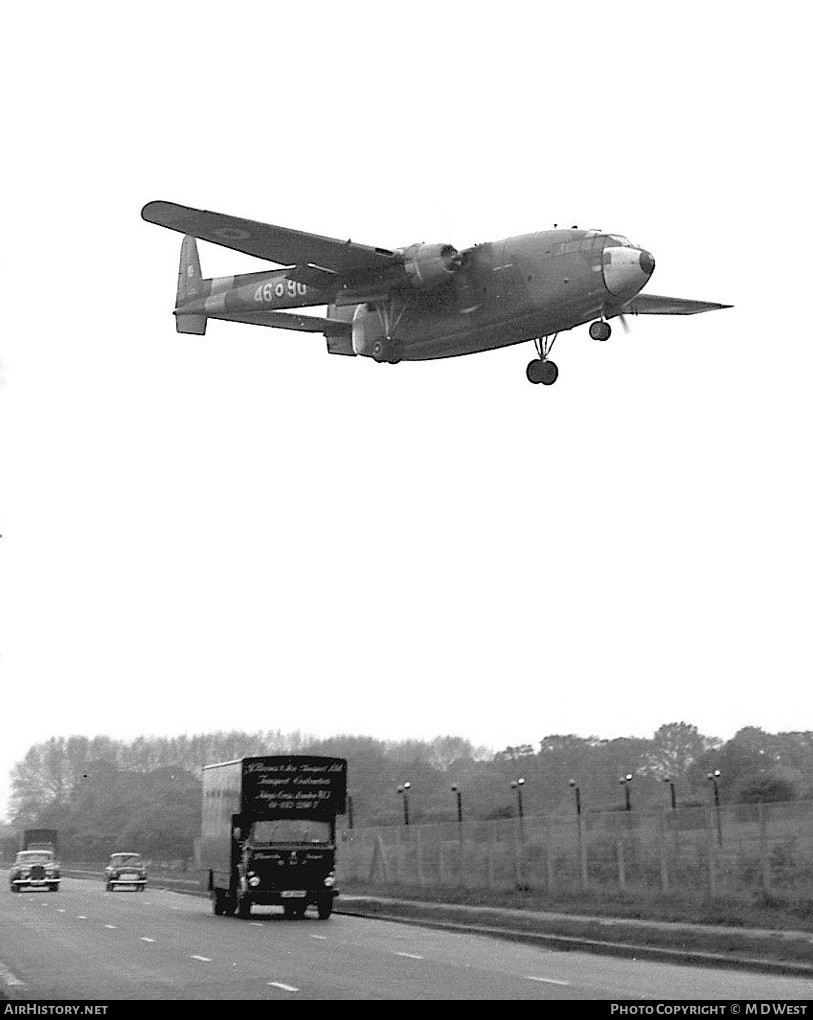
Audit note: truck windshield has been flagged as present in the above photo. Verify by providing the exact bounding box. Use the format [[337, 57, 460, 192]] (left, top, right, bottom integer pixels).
[[17, 852, 52, 864], [251, 820, 331, 844]]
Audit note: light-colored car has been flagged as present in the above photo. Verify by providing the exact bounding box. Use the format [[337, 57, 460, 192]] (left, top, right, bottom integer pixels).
[[105, 852, 147, 891], [9, 850, 61, 892]]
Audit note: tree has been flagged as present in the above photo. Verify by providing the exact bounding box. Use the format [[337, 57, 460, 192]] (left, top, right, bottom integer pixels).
[[647, 722, 713, 780]]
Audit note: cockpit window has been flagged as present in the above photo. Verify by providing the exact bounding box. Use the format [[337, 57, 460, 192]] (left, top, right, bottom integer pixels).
[[607, 234, 635, 247]]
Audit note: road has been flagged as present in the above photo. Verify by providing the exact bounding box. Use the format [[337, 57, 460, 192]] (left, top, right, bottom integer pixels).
[[1, 876, 811, 1000]]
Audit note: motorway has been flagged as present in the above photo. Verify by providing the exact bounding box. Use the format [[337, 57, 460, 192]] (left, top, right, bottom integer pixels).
[[1, 876, 812, 1000]]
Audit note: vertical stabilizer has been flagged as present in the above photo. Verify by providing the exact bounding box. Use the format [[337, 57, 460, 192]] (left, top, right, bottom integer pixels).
[[175, 235, 206, 335]]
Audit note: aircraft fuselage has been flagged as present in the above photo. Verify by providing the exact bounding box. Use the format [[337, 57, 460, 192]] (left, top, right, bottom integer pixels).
[[176, 228, 655, 362]]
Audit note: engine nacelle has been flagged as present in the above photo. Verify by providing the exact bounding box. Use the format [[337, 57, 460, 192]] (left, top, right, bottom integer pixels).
[[400, 242, 461, 290]]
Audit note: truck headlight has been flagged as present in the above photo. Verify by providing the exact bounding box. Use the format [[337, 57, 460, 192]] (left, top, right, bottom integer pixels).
[[323, 874, 335, 887], [249, 876, 261, 887]]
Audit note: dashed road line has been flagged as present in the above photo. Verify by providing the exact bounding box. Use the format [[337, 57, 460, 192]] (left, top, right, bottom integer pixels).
[[309, 935, 327, 940], [140, 937, 155, 943], [57, 909, 65, 913], [104, 925, 118, 929], [249, 922, 263, 927], [190, 955, 211, 962], [396, 952, 424, 960], [77, 915, 88, 920], [268, 981, 299, 992], [527, 976, 570, 986]]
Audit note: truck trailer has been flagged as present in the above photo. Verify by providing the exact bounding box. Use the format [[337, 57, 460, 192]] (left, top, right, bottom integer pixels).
[[201, 755, 347, 920]]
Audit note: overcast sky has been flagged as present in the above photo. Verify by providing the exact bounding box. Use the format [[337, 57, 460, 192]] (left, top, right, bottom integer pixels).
[[1, 2, 810, 820]]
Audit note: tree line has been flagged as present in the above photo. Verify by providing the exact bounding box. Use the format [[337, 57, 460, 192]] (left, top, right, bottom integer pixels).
[[4, 724, 812, 861]]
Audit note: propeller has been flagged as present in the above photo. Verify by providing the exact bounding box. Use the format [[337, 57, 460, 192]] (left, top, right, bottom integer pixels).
[[618, 312, 630, 334]]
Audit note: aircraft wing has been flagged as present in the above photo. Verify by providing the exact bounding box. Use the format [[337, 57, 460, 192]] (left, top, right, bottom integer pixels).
[[141, 201, 399, 277], [623, 293, 733, 315]]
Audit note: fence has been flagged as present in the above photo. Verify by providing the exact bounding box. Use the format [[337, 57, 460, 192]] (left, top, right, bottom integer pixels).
[[338, 801, 813, 901]]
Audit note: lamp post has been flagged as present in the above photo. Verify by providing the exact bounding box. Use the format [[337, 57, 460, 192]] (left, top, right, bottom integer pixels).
[[663, 777, 676, 811], [706, 769, 722, 845], [451, 784, 463, 825], [510, 778, 525, 819], [568, 779, 581, 816], [619, 774, 634, 811], [397, 782, 411, 826]]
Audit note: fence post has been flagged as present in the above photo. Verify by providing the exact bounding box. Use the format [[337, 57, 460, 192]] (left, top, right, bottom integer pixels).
[[415, 826, 424, 886], [578, 814, 589, 890], [617, 840, 626, 890], [458, 822, 466, 888], [486, 824, 496, 890], [658, 809, 669, 894], [706, 808, 717, 897], [759, 802, 771, 896]]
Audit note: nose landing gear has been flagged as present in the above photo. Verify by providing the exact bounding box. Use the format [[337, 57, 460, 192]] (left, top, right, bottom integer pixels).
[[589, 320, 612, 341], [526, 333, 559, 385]]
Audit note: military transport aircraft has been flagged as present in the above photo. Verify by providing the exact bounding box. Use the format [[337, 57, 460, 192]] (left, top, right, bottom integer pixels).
[[142, 201, 731, 385]]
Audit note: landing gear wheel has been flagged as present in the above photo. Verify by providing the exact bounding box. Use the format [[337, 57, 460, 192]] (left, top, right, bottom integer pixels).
[[526, 359, 558, 386], [589, 320, 611, 341], [316, 892, 333, 920]]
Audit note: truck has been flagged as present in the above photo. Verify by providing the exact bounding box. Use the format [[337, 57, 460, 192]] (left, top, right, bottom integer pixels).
[[10, 829, 61, 892], [201, 755, 347, 920]]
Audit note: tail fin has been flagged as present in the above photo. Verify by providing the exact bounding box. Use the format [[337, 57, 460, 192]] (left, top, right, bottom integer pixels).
[[175, 235, 207, 335]]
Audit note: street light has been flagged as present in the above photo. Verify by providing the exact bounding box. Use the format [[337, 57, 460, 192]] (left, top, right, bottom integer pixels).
[[510, 777, 525, 819], [568, 779, 581, 816], [663, 777, 676, 811], [706, 769, 722, 845], [619, 773, 634, 811], [397, 782, 411, 826], [451, 784, 463, 824]]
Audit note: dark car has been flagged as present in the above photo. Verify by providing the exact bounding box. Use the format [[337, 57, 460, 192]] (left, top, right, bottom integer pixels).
[[9, 850, 61, 892], [105, 853, 147, 891]]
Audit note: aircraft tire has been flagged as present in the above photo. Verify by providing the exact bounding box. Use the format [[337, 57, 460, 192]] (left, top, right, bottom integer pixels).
[[527, 359, 558, 385], [541, 360, 558, 385], [526, 359, 546, 384], [589, 321, 611, 341]]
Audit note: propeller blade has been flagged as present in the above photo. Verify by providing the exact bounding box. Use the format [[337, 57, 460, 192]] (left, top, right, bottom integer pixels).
[[619, 313, 630, 334]]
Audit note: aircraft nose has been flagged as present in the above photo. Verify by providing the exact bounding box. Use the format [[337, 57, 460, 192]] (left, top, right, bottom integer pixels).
[[602, 246, 656, 297]]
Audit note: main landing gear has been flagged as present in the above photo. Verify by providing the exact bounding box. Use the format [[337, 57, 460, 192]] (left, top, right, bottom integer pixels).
[[526, 334, 559, 386], [589, 320, 611, 341]]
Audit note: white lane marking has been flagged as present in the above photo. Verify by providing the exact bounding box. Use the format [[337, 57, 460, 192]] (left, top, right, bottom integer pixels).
[[396, 952, 424, 960], [104, 924, 117, 929], [190, 955, 211, 962], [309, 935, 327, 940], [57, 909, 65, 913], [249, 922, 263, 927], [268, 982, 299, 992], [140, 937, 155, 943], [527, 976, 570, 986], [77, 915, 88, 919]]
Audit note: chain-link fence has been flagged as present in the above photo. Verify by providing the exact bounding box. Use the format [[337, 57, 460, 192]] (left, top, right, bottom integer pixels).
[[338, 801, 813, 901]]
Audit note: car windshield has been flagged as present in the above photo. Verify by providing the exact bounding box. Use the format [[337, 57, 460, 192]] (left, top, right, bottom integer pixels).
[[111, 855, 143, 866], [250, 820, 331, 844], [17, 852, 52, 864]]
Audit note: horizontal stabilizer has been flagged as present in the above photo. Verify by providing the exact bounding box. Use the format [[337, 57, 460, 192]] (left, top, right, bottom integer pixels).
[[202, 308, 352, 336], [622, 293, 733, 315]]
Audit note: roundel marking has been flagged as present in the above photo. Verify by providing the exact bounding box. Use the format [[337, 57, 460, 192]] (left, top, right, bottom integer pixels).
[[214, 228, 251, 241]]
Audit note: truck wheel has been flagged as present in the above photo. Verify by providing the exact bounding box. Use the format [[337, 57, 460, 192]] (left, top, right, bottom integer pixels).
[[316, 892, 333, 920]]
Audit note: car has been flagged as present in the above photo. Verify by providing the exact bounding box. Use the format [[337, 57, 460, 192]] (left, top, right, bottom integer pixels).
[[104, 852, 147, 891], [9, 850, 61, 892]]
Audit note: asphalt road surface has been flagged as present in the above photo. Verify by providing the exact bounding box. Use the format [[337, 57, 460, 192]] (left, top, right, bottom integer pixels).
[[1, 876, 811, 1000]]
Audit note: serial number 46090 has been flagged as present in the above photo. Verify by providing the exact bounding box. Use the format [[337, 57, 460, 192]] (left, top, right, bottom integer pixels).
[[254, 280, 308, 303]]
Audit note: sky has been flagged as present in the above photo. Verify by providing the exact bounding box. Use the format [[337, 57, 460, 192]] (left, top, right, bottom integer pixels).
[[1, 2, 811, 821]]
